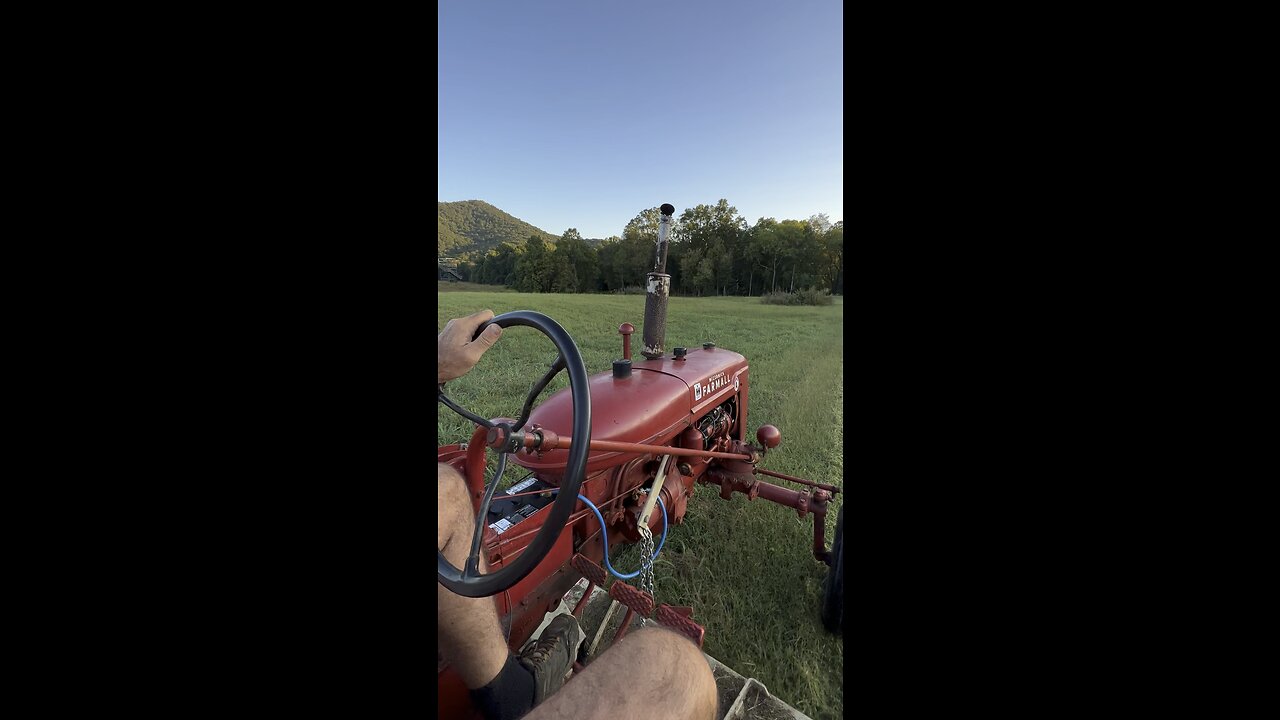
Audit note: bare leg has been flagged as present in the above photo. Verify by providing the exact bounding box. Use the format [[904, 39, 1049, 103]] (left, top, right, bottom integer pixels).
[[438, 462, 508, 689], [526, 627, 718, 720]]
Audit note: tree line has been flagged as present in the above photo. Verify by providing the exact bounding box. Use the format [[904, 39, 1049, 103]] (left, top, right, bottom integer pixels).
[[460, 200, 843, 296]]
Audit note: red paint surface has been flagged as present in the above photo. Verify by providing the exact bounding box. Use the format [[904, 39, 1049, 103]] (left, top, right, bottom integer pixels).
[[512, 348, 748, 478]]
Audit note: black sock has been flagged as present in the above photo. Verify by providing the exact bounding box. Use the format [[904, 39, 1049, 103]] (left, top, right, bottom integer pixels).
[[469, 654, 535, 720]]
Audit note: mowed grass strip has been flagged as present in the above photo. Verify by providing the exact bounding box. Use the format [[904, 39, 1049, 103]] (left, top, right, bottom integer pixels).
[[437, 280, 516, 293], [437, 288, 844, 720]]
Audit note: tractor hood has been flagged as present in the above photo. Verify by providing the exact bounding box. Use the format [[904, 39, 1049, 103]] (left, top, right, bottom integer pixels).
[[512, 346, 748, 479]]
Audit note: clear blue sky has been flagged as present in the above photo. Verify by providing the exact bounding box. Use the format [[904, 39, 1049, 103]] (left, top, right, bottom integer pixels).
[[438, 0, 843, 240]]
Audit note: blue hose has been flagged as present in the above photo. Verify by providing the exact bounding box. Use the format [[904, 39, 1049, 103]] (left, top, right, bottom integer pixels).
[[545, 489, 667, 581]]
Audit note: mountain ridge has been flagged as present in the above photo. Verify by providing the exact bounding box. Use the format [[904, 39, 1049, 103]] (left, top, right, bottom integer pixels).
[[438, 200, 560, 259]]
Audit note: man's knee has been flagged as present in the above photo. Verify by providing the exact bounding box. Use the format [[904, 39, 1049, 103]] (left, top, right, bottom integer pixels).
[[622, 628, 706, 663], [438, 463, 474, 549], [629, 628, 717, 717], [438, 463, 473, 511], [621, 628, 717, 708]]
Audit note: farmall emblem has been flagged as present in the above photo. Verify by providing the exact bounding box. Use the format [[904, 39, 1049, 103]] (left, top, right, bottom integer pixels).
[[693, 372, 728, 403]]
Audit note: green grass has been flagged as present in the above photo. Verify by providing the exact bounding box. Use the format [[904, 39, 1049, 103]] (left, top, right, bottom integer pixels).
[[438, 289, 844, 720], [437, 280, 517, 293]]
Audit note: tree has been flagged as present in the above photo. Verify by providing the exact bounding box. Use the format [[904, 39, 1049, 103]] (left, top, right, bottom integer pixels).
[[808, 213, 833, 235], [824, 221, 843, 295], [747, 218, 783, 293], [475, 244, 520, 286], [623, 207, 664, 245], [554, 264, 580, 293], [671, 200, 747, 295], [514, 235, 554, 292], [551, 229, 599, 293], [784, 220, 823, 292], [595, 237, 623, 292], [608, 208, 669, 289], [623, 207, 670, 276]]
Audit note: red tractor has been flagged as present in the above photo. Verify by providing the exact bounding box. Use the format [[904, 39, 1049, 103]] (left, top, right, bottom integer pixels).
[[438, 204, 843, 719]]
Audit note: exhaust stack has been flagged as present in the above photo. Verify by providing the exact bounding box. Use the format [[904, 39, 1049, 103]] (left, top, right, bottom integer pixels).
[[641, 203, 676, 359]]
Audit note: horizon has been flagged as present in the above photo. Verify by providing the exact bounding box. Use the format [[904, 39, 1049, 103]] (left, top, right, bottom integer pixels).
[[437, 198, 841, 242], [438, 0, 843, 240]]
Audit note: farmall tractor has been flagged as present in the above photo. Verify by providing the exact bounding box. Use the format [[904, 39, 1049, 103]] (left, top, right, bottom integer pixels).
[[438, 204, 844, 719]]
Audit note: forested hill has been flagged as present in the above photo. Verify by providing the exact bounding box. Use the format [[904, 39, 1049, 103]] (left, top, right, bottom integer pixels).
[[438, 200, 559, 257]]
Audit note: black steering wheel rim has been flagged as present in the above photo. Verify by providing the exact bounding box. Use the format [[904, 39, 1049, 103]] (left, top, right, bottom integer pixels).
[[437, 310, 591, 598]]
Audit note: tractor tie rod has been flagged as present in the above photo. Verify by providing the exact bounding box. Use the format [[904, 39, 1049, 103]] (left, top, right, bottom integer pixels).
[[753, 467, 841, 495], [489, 427, 754, 462]]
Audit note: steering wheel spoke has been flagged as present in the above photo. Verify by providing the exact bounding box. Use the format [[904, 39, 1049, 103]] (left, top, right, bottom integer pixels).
[[469, 452, 508, 561], [514, 355, 566, 432], [438, 388, 497, 429]]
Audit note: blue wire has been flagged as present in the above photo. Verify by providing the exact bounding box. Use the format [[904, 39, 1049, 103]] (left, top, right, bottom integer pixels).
[[544, 489, 668, 580]]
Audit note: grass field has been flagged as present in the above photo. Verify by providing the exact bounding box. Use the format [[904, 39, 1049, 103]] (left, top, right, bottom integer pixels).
[[437, 280, 516, 293], [438, 283, 844, 720]]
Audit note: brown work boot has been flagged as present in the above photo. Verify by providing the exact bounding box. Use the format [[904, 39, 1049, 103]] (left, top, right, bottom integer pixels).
[[517, 614, 584, 705]]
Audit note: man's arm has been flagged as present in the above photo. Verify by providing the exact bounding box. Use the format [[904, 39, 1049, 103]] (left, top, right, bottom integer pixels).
[[439, 309, 504, 385]]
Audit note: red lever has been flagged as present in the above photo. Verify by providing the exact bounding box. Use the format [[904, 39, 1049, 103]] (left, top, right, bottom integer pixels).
[[619, 323, 635, 361]]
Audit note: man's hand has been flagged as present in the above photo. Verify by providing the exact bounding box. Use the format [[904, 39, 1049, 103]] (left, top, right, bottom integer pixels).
[[439, 309, 504, 385]]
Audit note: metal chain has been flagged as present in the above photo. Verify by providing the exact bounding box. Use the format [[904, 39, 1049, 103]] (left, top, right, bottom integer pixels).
[[638, 522, 656, 607]]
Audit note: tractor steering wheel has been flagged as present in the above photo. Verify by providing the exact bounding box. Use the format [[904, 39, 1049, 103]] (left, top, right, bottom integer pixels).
[[437, 310, 591, 598]]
